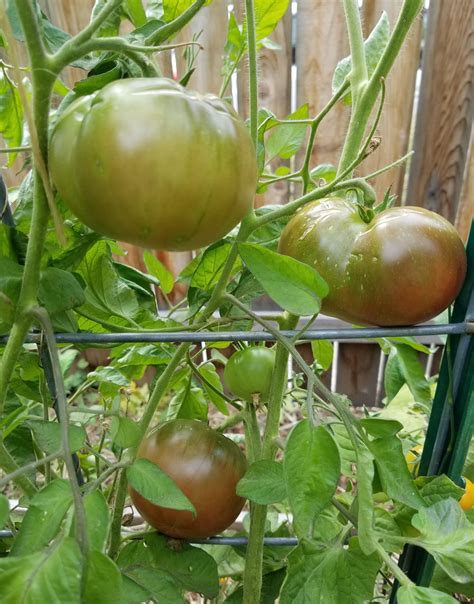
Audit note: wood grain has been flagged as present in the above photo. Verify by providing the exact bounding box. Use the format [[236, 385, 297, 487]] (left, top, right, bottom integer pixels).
[[456, 131, 474, 242], [296, 1, 350, 171], [406, 0, 474, 224], [361, 0, 422, 202]]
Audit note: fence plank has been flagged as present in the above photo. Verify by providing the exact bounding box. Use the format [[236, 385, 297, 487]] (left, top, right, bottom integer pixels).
[[296, 1, 350, 172], [406, 0, 474, 224], [456, 132, 474, 242], [361, 0, 422, 202]]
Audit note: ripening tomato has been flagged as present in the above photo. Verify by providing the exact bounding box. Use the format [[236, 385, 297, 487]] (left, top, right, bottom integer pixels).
[[129, 419, 247, 538], [224, 346, 276, 403], [278, 199, 467, 326], [49, 78, 257, 251]]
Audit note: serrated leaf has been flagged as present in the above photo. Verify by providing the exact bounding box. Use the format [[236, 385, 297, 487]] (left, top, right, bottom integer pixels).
[[409, 499, 474, 583], [84, 551, 123, 604], [397, 585, 457, 603], [280, 537, 380, 604], [27, 420, 86, 455], [284, 421, 340, 538], [368, 435, 425, 509], [143, 250, 174, 294], [311, 340, 333, 371], [0, 70, 23, 166], [38, 267, 85, 315], [0, 538, 82, 604], [360, 418, 403, 438], [11, 480, 73, 556], [127, 458, 196, 514], [110, 415, 141, 449], [190, 242, 242, 291], [237, 460, 286, 504], [239, 243, 328, 316], [332, 12, 390, 96], [385, 344, 432, 405], [266, 104, 309, 161], [254, 0, 290, 42]]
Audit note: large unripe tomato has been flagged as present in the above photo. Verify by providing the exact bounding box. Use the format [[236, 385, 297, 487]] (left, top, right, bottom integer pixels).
[[49, 78, 257, 251], [129, 419, 247, 538], [278, 199, 467, 326], [224, 346, 276, 403]]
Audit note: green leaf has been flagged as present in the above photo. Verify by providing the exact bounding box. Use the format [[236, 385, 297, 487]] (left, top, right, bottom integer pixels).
[[310, 164, 337, 184], [190, 242, 242, 291], [0, 70, 23, 166], [310, 340, 333, 371], [0, 256, 22, 305], [0, 292, 14, 333], [280, 537, 380, 604], [78, 241, 139, 321], [226, 567, 287, 603], [284, 421, 340, 538], [360, 418, 403, 438], [11, 480, 73, 556], [368, 435, 425, 509], [431, 564, 474, 599], [176, 385, 208, 421], [110, 416, 141, 449], [266, 104, 309, 161], [397, 585, 457, 603], [239, 243, 328, 316], [254, 0, 290, 42], [38, 267, 85, 315], [356, 444, 378, 555], [82, 490, 110, 553], [143, 250, 174, 294], [197, 363, 229, 415], [118, 533, 219, 598], [27, 420, 87, 455], [124, 0, 147, 26], [332, 12, 390, 97], [127, 458, 196, 514], [0, 494, 9, 529], [84, 551, 123, 604], [121, 568, 183, 603], [0, 538, 82, 604], [409, 499, 474, 583], [385, 344, 432, 405], [237, 460, 286, 504]]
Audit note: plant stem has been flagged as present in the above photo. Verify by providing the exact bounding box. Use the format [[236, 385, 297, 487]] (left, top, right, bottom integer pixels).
[[245, 0, 258, 148], [0, 145, 31, 153], [145, 0, 206, 45], [243, 403, 261, 465], [0, 442, 37, 498], [32, 308, 89, 558], [108, 469, 128, 559], [342, 0, 367, 105], [0, 450, 61, 490], [338, 0, 423, 175], [242, 313, 297, 604], [84, 461, 130, 495]]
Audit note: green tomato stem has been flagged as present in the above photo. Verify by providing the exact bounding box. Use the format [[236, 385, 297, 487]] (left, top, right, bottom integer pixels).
[[108, 469, 129, 559], [145, 0, 207, 46], [0, 450, 61, 490], [245, 0, 258, 149], [337, 0, 423, 175], [0, 442, 37, 498], [342, 0, 368, 105], [32, 308, 89, 559], [241, 313, 297, 604], [244, 403, 262, 465]]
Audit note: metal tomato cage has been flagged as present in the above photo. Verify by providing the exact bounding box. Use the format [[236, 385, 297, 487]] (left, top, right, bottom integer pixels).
[[1, 178, 473, 598]]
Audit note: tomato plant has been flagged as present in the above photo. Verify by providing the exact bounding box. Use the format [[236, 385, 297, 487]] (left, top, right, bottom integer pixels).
[[130, 419, 247, 538], [279, 199, 467, 326], [50, 78, 257, 251], [0, 1, 472, 604], [224, 346, 275, 403]]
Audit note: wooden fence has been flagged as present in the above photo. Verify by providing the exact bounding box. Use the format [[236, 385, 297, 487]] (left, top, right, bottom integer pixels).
[[1, 0, 473, 405]]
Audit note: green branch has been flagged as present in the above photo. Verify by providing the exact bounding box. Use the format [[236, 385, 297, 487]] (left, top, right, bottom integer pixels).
[[146, 0, 206, 45], [32, 308, 89, 559], [342, 0, 367, 104], [245, 0, 258, 148]]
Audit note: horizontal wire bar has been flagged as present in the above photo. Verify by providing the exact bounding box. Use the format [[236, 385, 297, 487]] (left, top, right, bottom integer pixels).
[[188, 537, 298, 546], [0, 322, 471, 346], [0, 529, 299, 546]]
